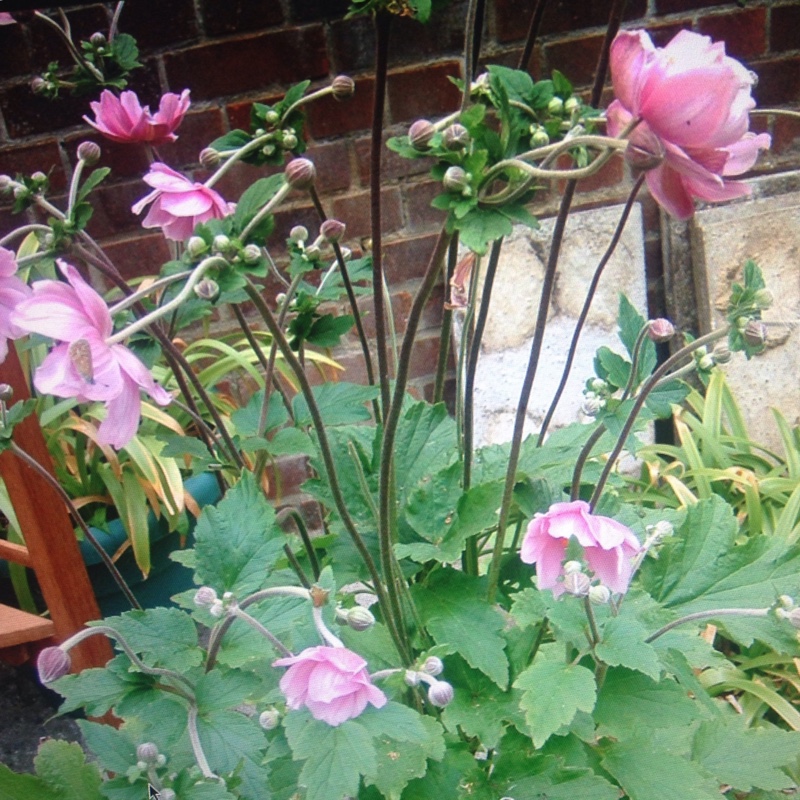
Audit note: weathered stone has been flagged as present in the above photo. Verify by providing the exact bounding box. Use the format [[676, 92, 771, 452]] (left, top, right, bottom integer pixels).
[[461, 202, 648, 446], [669, 171, 800, 451]]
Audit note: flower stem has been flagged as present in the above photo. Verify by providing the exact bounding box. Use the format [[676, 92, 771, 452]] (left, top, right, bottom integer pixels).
[[0, 224, 52, 247], [312, 605, 344, 648], [537, 174, 645, 444], [276, 506, 320, 580], [433, 236, 458, 404], [645, 608, 770, 644], [187, 705, 217, 779], [108, 270, 192, 315], [517, 0, 548, 72], [240, 183, 292, 241], [230, 606, 293, 657]]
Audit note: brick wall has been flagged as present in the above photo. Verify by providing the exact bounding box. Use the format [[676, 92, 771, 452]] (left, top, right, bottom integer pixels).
[[1, 0, 799, 409]]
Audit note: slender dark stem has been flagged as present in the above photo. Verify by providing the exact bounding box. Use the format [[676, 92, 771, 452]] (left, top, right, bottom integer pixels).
[[589, 328, 729, 508], [620, 321, 651, 402], [241, 278, 409, 664], [283, 543, 312, 588], [526, 616, 548, 667], [584, 595, 601, 646], [434, 236, 459, 404], [308, 186, 379, 421], [463, 238, 502, 491], [517, 0, 549, 73], [570, 424, 606, 501], [370, 11, 393, 419], [10, 442, 141, 610], [537, 174, 645, 444], [276, 506, 320, 581], [590, 0, 629, 107]]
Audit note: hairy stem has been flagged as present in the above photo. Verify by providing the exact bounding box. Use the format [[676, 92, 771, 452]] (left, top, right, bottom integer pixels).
[[645, 608, 770, 644], [433, 236, 459, 404]]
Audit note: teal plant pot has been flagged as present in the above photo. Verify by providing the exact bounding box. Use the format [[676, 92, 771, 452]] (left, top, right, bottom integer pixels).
[[80, 472, 221, 616]]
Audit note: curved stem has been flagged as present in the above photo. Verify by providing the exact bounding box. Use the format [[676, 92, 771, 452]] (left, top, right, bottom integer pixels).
[[204, 133, 277, 189], [620, 318, 651, 402], [645, 608, 769, 644], [187, 705, 217, 779], [241, 183, 292, 240], [10, 442, 141, 610], [66, 158, 86, 218], [276, 506, 320, 580], [0, 224, 52, 247], [281, 85, 335, 123], [370, 10, 393, 419], [537, 174, 644, 444], [230, 606, 293, 657], [750, 108, 800, 122], [108, 270, 192, 315], [588, 327, 729, 508], [108, 1, 124, 42], [312, 605, 344, 648], [570, 425, 606, 501]]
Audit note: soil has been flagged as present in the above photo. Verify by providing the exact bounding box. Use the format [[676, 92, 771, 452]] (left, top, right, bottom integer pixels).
[[0, 659, 83, 773]]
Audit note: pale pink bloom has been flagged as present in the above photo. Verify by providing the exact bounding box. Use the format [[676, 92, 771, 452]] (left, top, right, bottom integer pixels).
[[84, 89, 191, 146], [273, 645, 387, 726], [520, 500, 640, 596], [607, 29, 771, 220], [0, 13, 15, 24], [11, 261, 171, 449], [132, 162, 234, 241], [0, 248, 32, 363]]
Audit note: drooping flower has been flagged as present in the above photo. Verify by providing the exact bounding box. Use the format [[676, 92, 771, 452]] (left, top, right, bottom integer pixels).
[[607, 29, 771, 220], [520, 500, 640, 596], [273, 645, 387, 726], [84, 89, 191, 146], [0, 247, 32, 363], [11, 261, 171, 448], [132, 162, 234, 241]]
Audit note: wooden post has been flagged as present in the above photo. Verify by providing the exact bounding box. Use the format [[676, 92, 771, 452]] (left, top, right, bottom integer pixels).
[[0, 345, 111, 671]]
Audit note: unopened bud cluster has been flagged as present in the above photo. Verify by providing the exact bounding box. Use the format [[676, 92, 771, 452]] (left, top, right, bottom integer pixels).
[[581, 377, 611, 418], [403, 657, 453, 707], [335, 605, 375, 632], [194, 586, 236, 618]]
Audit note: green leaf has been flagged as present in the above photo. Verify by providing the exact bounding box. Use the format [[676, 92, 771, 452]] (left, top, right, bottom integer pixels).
[[276, 80, 311, 116], [0, 765, 60, 800], [77, 166, 111, 202], [645, 378, 689, 418], [693, 718, 800, 791], [514, 644, 596, 747], [413, 569, 509, 688], [97, 607, 202, 672], [196, 710, 267, 787], [284, 711, 376, 800], [233, 175, 286, 232], [231, 390, 289, 438], [111, 33, 141, 71], [194, 669, 262, 713], [596, 615, 661, 680], [595, 346, 631, 390], [75, 721, 137, 775], [551, 69, 573, 99], [208, 130, 250, 155], [454, 206, 513, 255], [192, 472, 286, 594], [53, 663, 137, 716], [601, 739, 721, 800], [292, 383, 381, 427], [305, 313, 354, 348], [33, 740, 104, 800]]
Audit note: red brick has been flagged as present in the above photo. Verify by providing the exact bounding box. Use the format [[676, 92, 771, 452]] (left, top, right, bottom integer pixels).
[[353, 290, 413, 340], [655, 0, 729, 14], [319, 349, 373, 384], [330, 188, 403, 239], [0, 18, 32, 80], [164, 27, 329, 102], [752, 56, 800, 107], [101, 231, 171, 280], [83, 179, 147, 240], [484, 45, 544, 78], [63, 132, 151, 180], [226, 92, 283, 133], [157, 107, 227, 169], [120, 0, 199, 50], [421, 283, 446, 331], [265, 454, 310, 500], [771, 5, 800, 54], [404, 179, 448, 232], [493, 0, 647, 44], [388, 62, 462, 124], [27, 5, 110, 73], [0, 140, 66, 191], [773, 115, 800, 155], [305, 140, 354, 194], [544, 33, 605, 88], [307, 77, 375, 140], [271, 203, 322, 253], [697, 8, 766, 60], [1, 82, 90, 139], [383, 232, 441, 284], [200, 0, 284, 36], [408, 333, 442, 380], [353, 130, 434, 185]]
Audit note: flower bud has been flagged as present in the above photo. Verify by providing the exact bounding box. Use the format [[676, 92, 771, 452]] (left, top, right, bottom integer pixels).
[[624, 129, 665, 172], [208, 599, 225, 618], [346, 606, 375, 632], [563, 571, 591, 597], [194, 586, 218, 607], [89, 32, 107, 47], [408, 119, 435, 150], [264, 110, 280, 126], [404, 670, 421, 687], [422, 656, 444, 676], [588, 585, 611, 605], [779, 595, 795, 609], [289, 225, 308, 243], [13, 185, 28, 200], [530, 127, 550, 147], [186, 236, 207, 258], [30, 76, 48, 94], [0, 175, 12, 193], [427, 680, 454, 708], [212, 234, 231, 253], [547, 96, 564, 115], [442, 123, 470, 150], [648, 318, 675, 343], [581, 394, 605, 417], [275, 292, 287, 306], [562, 560, 583, 575], [242, 244, 261, 263], [697, 353, 715, 370], [282, 132, 299, 150], [136, 743, 160, 764], [77, 141, 101, 166], [331, 75, 355, 100], [564, 97, 580, 115], [0, 384, 13, 403], [304, 244, 321, 261], [194, 278, 219, 301], [259, 708, 281, 730], [754, 289, 773, 310], [37, 647, 71, 684], [320, 219, 346, 243], [443, 166, 470, 195], [777, 607, 800, 629], [712, 342, 732, 364], [285, 158, 316, 190], [199, 147, 221, 169], [31, 171, 46, 184], [743, 320, 767, 349], [589, 378, 608, 393], [160, 791, 176, 800]]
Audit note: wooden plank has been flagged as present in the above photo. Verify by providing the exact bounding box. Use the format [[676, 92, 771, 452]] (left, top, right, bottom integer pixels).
[[0, 539, 31, 567], [0, 603, 56, 649], [0, 346, 112, 671]]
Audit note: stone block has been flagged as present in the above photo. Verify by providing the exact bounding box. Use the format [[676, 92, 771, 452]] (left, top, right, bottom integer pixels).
[[462, 202, 647, 447], [669, 171, 800, 452]]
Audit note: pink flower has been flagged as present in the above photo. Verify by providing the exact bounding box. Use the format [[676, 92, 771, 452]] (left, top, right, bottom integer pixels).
[[0, 248, 32, 363], [520, 500, 640, 596], [84, 89, 191, 146], [273, 645, 387, 726], [11, 261, 171, 449], [132, 163, 234, 241], [607, 29, 771, 220], [0, 13, 15, 24]]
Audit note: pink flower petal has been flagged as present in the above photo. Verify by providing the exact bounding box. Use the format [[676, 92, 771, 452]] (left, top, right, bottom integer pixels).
[[59, 261, 113, 338], [610, 30, 656, 113], [98, 377, 141, 449]]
